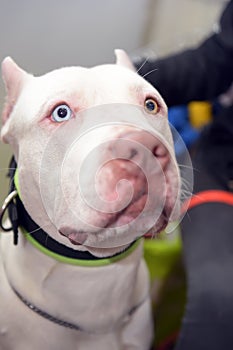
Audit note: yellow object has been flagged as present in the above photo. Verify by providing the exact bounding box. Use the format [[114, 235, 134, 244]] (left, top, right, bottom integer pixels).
[[188, 101, 212, 129], [144, 224, 182, 281], [143, 224, 185, 347]]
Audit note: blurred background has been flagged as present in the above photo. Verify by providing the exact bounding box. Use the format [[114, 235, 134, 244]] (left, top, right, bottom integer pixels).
[[0, 0, 227, 203]]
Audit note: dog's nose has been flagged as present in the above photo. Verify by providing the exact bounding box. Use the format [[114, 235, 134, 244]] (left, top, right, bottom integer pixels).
[[111, 129, 169, 170], [93, 129, 169, 209]]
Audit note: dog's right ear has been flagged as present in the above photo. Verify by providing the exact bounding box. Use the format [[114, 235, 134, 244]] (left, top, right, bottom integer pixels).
[[1, 57, 28, 125], [1, 57, 30, 143]]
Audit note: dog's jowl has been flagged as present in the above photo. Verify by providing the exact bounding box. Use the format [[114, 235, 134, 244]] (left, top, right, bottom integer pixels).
[[0, 50, 180, 350]]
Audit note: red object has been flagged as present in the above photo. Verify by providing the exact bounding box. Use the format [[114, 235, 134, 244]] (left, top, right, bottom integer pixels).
[[182, 190, 233, 213]]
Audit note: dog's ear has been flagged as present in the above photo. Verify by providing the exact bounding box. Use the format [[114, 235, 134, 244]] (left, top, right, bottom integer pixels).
[[115, 49, 136, 72], [1, 57, 29, 125]]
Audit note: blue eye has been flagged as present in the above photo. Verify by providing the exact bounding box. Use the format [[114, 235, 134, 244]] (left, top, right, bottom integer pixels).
[[51, 104, 73, 122], [144, 98, 159, 114]]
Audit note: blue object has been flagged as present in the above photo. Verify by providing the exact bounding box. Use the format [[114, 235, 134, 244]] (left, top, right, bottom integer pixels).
[[168, 106, 200, 156]]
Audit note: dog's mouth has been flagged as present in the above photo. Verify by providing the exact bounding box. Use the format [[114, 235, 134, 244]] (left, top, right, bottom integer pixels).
[[59, 230, 87, 245], [58, 194, 145, 246], [58, 191, 173, 247]]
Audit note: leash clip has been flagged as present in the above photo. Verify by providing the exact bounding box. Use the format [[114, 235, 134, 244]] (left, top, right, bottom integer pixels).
[[0, 190, 19, 245]]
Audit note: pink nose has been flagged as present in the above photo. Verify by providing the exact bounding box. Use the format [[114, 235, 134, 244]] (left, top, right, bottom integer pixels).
[[96, 130, 169, 204], [113, 129, 169, 169]]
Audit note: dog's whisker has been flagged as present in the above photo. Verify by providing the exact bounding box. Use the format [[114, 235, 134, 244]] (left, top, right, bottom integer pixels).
[[181, 182, 191, 192], [183, 210, 192, 222], [142, 68, 158, 79], [45, 233, 50, 248], [23, 225, 52, 248], [180, 183, 192, 195], [178, 163, 194, 171], [181, 190, 191, 197], [135, 56, 150, 74], [0, 167, 17, 171], [25, 225, 48, 236]]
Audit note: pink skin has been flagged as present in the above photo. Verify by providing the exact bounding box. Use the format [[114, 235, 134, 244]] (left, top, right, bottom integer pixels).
[[59, 129, 175, 245]]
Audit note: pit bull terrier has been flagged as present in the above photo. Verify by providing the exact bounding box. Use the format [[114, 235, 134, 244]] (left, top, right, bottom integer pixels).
[[0, 50, 180, 349]]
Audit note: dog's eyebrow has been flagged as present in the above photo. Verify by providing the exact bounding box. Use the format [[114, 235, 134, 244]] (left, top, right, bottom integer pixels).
[[131, 83, 164, 103], [128, 84, 148, 98], [36, 91, 69, 119]]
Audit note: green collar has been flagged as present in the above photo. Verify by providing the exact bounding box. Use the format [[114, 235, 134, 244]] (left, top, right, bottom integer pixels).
[[23, 228, 141, 267]]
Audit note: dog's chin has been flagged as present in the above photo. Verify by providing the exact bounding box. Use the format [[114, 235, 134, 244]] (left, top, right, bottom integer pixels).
[[57, 195, 177, 257], [58, 226, 132, 257], [80, 243, 132, 258]]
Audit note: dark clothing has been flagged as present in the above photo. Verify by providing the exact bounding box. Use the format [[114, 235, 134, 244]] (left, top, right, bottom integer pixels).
[[136, 3, 233, 350], [137, 0, 233, 107]]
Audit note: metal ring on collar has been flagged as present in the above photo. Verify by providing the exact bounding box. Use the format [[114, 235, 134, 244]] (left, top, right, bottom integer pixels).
[[0, 190, 18, 232]]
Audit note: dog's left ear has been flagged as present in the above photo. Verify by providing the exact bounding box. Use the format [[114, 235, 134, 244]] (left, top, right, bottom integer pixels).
[[115, 49, 136, 72]]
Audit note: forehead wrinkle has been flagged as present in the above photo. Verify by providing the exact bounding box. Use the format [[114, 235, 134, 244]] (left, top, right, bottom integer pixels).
[[88, 76, 143, 106]]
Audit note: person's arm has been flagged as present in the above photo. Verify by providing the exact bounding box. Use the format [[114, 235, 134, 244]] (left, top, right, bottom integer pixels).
[[136, 0, 233, 107]]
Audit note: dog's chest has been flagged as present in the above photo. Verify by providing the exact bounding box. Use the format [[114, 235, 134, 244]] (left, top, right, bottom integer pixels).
[[0, 234, 147, 336]]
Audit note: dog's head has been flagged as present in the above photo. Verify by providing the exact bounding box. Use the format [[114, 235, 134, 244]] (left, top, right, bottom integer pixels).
[[1, 50, 180, 257]]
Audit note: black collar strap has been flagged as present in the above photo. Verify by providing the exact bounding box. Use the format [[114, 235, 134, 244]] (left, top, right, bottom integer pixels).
[[0, 157, 19, 245], [2, 157, 139, 264]]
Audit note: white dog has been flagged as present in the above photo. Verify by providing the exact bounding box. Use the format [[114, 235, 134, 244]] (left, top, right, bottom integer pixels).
[[0, 50, 180, 349]]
